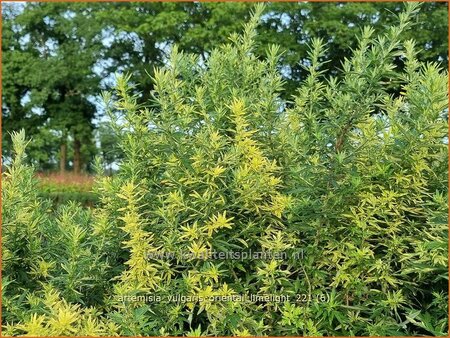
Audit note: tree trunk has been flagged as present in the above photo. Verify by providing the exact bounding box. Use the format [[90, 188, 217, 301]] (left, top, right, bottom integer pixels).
[[73, 137, 81, 174], [60, 142, 67, 173]]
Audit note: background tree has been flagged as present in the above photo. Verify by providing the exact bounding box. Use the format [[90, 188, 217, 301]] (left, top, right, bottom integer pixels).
[[97, 121, 122, 175], [2, 2, 103, 172], [2, 1, 447, 172], [255, 1, 448, 97]]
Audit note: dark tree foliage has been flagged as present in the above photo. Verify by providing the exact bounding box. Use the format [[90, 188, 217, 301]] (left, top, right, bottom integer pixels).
[[2, 2, 447, 171]]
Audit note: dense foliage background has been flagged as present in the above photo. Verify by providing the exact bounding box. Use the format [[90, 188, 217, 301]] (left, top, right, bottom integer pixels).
[[2, 2, 448, 336], [2, 1, 448, 174]]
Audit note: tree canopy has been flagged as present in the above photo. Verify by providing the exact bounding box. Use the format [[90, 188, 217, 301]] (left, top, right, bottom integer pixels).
[[2, 1, 447, 172]]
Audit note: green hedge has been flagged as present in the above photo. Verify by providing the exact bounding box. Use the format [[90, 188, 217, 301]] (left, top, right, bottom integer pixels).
[[37, 190, 97, 206], [36, 174, 97, 206]]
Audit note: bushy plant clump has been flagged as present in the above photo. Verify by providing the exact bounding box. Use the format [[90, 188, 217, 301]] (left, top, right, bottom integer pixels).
[[2, 3, 448, 336]]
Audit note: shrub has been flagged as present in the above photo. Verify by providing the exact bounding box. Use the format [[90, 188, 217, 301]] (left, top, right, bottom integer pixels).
[[2, 131, 118, 336], [2, 3, 448, 336]]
